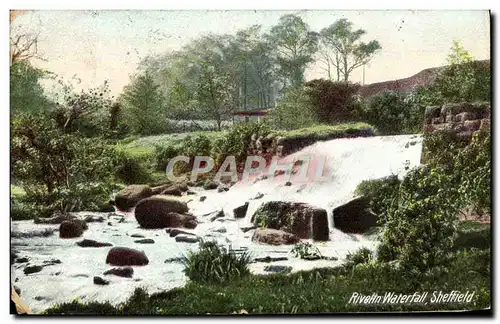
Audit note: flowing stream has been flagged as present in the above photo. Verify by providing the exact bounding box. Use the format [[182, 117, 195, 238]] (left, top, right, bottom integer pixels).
[[11, 134, 423, 313]]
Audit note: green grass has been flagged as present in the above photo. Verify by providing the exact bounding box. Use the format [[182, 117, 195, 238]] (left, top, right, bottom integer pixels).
[[121, 131, 223, 154], [275, 122, 375, 139], [44, 248, 490, 315]]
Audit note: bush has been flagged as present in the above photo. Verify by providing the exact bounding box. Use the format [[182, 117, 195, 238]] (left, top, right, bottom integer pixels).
[[291, 242, 322, 260], [304, 79, 362, 123], [211, 121, 272, 166], [346, 247, 373, 266], [455, 130, 491, 215], [413, 42, 490, 107], [113, 152, 152, 185], [182, 241, 251, 284], [181, 134, 212, 157], [271, 87, 318, 130], [380, 166, 460, 271], [355, 175, 401, 224], [422, 129, 491, 215], [154, 144, 180, 172], [11, 114, 118, 213], [362, 92, 423, 135]]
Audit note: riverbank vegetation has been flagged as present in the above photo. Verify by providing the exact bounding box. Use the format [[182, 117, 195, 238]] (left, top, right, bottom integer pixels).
[[11, 12, 490, 315]]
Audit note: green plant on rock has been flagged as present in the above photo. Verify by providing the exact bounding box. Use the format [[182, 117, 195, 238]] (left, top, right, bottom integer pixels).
[[182, 240, 251, 284], [291, 242, 322, 260], [455, 130, 491, 215], [355, 175, 401, 224], [211, 121, 272, 166]]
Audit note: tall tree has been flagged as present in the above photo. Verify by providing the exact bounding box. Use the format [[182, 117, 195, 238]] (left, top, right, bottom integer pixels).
[[194, 60, 238, 131], [10, 61, 54, 115], [267, 14, 319, 90], [121, 72, 169, 135], [320, 19, 381, 81]]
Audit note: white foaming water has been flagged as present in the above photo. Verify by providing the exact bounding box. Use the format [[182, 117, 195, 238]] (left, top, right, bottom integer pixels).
[[11, 134, 422, 313]]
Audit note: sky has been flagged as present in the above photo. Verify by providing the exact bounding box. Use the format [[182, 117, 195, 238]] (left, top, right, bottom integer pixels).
[[11, 10, 491, 96]]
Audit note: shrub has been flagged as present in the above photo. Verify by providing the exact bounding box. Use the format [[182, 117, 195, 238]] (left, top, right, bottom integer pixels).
[[455, 130, 491, 215], [154, 144, 180, 172], [346, 247, 373, 267], [182, 241, 251, 284], [211, 121, 272, 166], [291, 242, 322, 260], [380, 166, 460, 271], [304, 79, 362, 123], [270, 87, 318, 130], [413, 42, 490, 107], [355, 175, 401, 224], [362, 92, 423, 135], [113, 152, 152, 185], [181, 134, 212, 157], [422, 129, 491, 215], [11, 113, 118, 213]]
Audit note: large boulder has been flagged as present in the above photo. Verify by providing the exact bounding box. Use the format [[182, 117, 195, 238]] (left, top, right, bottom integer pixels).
[[251, 201, 329, 241], [332, 196, 378, 233], [59, 220, 85, 238], [134, 196, 194, 229], [252, 228, 300, 245], [106, 247, 149, 266], [114, 185, 153, 211]]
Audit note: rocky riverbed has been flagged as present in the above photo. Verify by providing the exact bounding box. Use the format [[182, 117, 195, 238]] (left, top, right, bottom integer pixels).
[[11, 134, 423, 313]]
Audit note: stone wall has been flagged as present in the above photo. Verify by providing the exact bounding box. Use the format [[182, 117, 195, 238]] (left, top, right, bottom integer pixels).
[[247, 127, 375, 158], [423, 102, 490, 141]]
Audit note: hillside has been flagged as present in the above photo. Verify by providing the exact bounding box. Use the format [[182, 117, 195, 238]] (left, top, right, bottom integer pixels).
[[359, 59, 490, 99]]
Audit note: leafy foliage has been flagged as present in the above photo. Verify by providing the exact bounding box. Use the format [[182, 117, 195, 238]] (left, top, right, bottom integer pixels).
[[121, 72, 170, 135], [346, 247, 373, 266], [355, 175, 401, 224], [10, 61, 55, 115], [113, 152, 152, 185], [267, 14, 319, 89], [319, 19, 381, 82], [270, 87, 318, 130], [362, 91, 424, 135], [182, 241, 251, 284], [291, 242, 322, 260], [53, 81, 115, 137], [380, 167, 460, 271], [414, 41, 490, 106], [304, 79, 362, 123], [11, 114, 118, 214], [211, 121, 272, 166], [422, 130, 491, 215]]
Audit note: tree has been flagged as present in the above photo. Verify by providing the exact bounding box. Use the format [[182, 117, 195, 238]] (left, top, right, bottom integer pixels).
[[270, 87, 318, 130], [11, 114, 118, 213], [10, 60, 54, 115], [10, 32, 45, 64], [304, 79, 361, 123], [320, 19, 381, 81], [194, 60, 237, 131], [267, 14, 319, 90], [121, 72, 169, 135]]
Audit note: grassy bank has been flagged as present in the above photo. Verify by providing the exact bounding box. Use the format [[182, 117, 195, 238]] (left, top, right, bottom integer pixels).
[[44, 246, 490, 315]]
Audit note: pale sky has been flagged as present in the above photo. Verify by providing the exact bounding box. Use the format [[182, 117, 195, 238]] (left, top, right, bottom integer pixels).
[[11, 10, 491, 95]]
